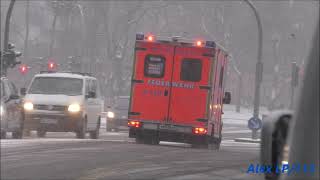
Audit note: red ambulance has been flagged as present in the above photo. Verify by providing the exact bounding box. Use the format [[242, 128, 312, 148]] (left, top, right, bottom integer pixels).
[[128, 33, 231, 149]]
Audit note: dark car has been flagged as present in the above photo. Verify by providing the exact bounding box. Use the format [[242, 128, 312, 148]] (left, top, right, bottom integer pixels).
[[0, 77, 24, 139], [106, 96, 130, 132]]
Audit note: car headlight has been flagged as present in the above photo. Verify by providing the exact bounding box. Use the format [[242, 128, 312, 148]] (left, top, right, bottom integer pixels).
[[281, 144, 290, 167], [24, 102, 34, 111], [68, 104, 81, 113], [107, 111, 115, 118], [0, 105, 4, 116]]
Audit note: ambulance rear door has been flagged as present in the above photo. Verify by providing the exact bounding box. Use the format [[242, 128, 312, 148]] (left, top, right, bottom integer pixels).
[[129, 41, 174, 123], [168, 45, 214, 128]]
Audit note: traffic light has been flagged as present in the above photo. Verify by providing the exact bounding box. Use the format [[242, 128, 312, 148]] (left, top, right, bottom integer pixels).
[[1, 43, 22, 69], [19, 64, 28, 74], [48, 61, 56, 71]]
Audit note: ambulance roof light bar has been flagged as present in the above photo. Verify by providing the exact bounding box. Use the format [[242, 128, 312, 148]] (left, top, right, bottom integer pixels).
[[136, 33, 218, 49], [136, 33, 144, 40], [136, 33, 155, 42], [205, 41, 216, 48]]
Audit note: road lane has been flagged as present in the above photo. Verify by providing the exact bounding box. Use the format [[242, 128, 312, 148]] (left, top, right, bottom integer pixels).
[[1, 138, 262, 180], [1, 107, 263, 180]]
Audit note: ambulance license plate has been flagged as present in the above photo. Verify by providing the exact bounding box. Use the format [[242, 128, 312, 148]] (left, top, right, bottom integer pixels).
[[159, 124, 177, 130]]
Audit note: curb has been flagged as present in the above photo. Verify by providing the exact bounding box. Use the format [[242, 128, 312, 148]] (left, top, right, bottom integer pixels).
[[234, 138, 261, 143]]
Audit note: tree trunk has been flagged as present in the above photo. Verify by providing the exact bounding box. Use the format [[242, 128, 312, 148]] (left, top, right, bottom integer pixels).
[[49, 13, 57, 57], [23, 0, 30, 61]]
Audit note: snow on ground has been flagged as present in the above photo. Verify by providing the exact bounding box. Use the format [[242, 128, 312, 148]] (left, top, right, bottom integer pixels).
[[222, 104, 270, 126]]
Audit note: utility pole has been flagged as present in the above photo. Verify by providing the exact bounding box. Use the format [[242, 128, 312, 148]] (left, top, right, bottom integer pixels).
[[243, 0, 263, 139], [2, 0, 16, 76]]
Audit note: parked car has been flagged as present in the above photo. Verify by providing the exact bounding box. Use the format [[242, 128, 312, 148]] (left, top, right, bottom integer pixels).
[[0, 77, 24, 139], [22, 72, 104, 139], [106, 96, 130, 132]]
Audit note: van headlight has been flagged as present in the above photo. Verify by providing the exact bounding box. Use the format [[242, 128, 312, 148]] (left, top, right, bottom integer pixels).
[[107, 111, 115, 118], [0, 105, 4, 116], [24, 102, 34, 111], [68, 104, 81, 113]]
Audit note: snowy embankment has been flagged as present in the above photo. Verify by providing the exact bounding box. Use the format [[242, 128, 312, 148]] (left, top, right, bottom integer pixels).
[[222, 104, 270, 126]]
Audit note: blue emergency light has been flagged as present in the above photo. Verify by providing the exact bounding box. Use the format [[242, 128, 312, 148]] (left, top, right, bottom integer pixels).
[[136, 33, 144, 40], [205, 41, 216, 48]]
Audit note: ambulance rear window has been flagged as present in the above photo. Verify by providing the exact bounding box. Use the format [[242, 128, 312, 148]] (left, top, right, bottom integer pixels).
[[144, 55, 165, 78], [180, 59, 202, 82]]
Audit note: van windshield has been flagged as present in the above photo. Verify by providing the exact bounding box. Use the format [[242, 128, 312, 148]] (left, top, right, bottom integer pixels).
[[28, 77, 83, 96]]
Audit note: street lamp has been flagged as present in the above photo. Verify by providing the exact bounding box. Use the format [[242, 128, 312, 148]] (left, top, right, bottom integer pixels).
[[243, 0, 263, 139]]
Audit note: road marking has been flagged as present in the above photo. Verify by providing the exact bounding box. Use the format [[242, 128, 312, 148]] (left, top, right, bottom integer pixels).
[[223, 130, 252, 134]]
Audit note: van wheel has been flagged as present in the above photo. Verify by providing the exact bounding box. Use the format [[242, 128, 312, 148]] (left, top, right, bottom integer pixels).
[[135, 133, 144, 144], [37, 130, 46, 138], [13, 117, 24, 139], [207, 142, 220, 150], [76, 118, 87, 139], [90, 118, 100, 139], [0, 131, 6, 139]]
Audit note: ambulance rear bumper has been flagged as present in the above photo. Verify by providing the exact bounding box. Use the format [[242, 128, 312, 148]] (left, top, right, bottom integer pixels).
[[128, 121, 208, 143], [143, 122, 193, 134]]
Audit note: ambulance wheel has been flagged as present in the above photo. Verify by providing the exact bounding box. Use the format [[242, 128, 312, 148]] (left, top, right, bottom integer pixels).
[[135, 135, 144, 144], [144, 135, 159, 145], [142, 131, 159, 145], [207, 142, 220, 150], [207, 136, 221, 150], [191, 143, 207, 149]]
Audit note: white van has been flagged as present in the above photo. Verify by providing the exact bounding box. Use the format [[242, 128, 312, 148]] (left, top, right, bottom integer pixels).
[[22, 72, 104, 139]]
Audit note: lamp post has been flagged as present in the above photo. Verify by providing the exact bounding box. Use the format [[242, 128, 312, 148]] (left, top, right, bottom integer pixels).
[[243, 0, 263, 139]]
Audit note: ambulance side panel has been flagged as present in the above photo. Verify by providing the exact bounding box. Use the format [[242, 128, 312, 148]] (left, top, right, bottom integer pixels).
[[210, 48, 227, 138]]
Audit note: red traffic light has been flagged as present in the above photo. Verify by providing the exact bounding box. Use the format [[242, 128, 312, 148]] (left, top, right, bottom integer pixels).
[[48, 61, 56, 70], [19, 64, 28, 74]]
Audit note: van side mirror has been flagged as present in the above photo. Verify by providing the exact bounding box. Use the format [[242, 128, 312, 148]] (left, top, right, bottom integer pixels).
[[223, 92, 231, 104], [86, 91, 96, 99], [20, 88, 26, 96], [260, 111, 292, 180]]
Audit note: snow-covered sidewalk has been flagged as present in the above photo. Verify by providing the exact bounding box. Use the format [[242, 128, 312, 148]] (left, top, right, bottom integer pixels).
[[222, 104, 269, 126]]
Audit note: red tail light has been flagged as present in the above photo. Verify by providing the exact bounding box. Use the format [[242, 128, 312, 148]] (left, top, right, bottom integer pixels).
[[128, 120, 142, 128], [192, 127, 207, 135]]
